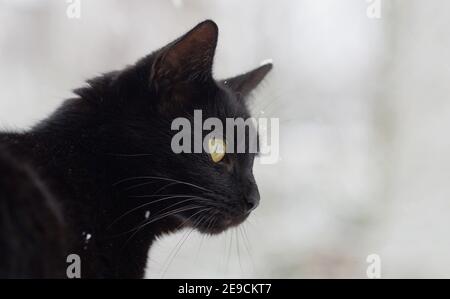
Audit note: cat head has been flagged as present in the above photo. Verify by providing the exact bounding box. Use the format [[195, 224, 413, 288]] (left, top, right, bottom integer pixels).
[[78, 20, 272, 235]]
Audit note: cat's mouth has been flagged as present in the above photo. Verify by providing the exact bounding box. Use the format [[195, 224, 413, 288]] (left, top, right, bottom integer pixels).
[[199, 212, 250, 235], [168, 191, 258, 235], [177, 210, 250, 235]]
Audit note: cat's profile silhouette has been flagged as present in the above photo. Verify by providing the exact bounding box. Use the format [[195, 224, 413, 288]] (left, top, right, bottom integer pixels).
[[0, 20, 272, 278]]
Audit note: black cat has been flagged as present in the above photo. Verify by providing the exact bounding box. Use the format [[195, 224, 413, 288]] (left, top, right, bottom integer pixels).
[[0, 20, 272, 278]]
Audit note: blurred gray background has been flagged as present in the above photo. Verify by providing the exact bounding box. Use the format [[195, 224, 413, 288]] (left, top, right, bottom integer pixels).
[[1, 0, 449, 278]]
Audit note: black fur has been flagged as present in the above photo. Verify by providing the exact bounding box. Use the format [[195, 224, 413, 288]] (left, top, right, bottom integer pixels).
[[0, 20, 272, 278], [0, 146, 66, 278]]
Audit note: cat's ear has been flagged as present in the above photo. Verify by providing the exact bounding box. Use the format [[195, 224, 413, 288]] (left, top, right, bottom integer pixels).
[[223, 62, 273, 97], [151, 20, 218, 88]]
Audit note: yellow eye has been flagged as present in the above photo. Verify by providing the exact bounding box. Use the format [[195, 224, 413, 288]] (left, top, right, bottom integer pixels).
[[208, 138, 226, 163]]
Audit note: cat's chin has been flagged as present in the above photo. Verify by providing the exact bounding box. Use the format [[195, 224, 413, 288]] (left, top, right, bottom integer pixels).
[[180, 212, 250, 235]]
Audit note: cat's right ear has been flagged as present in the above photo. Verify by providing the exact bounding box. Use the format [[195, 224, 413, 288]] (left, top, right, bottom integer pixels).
[[150, 20, 218, 90]]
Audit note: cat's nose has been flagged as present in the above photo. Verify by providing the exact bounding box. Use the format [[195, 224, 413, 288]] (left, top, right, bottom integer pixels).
[[244, 187, 260, 213]]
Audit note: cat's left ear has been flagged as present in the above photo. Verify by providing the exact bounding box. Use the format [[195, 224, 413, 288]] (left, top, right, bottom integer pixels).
[[151, 20, 218, 88], [223, 62, 273, 98]]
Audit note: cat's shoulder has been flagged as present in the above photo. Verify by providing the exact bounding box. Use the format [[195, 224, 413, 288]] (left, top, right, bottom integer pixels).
[[0, 143, 66, 278]]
